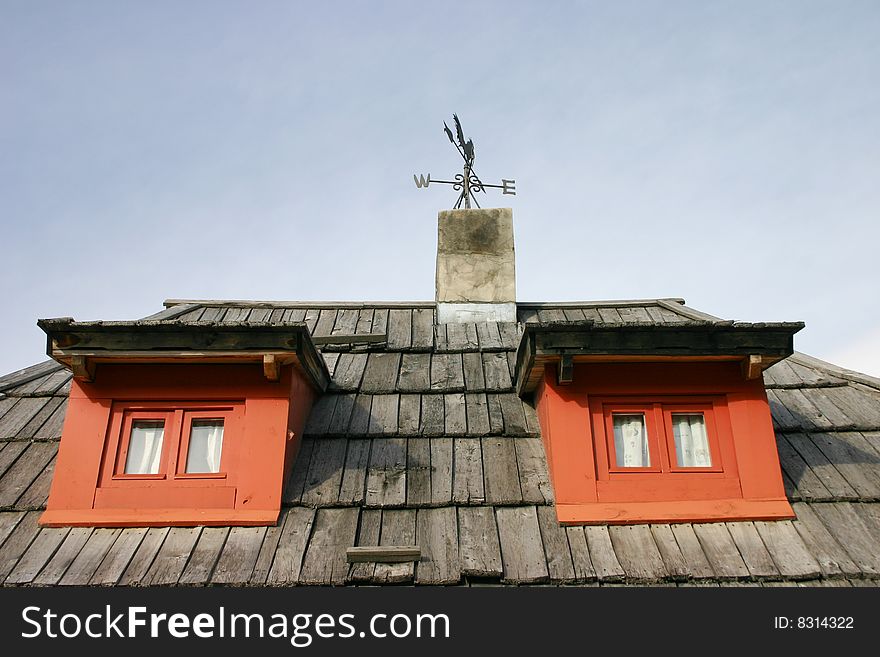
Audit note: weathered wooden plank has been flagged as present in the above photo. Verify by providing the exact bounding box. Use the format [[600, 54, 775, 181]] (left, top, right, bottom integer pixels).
[[564, 525, 597, 582], [142, 527, 201, 586], [89, 528, 147, 585], [692, 523, 750, 580], [303, 394, 338, 436], [415, 507, 460, 584], [811, 503, 880, 575], [754, 520, 821, 580], [332, 308, 360, 336], [268, 307, 286, 324], [516, 437, 552, 504], [249, 512, 287, 585], [397, 394, 421, 435], [649, 525, 689, 581], [360, 353, 401, 393], [822, 385, 880, 427], [0, 510, 41, 579], [32, 399, 67, 440], [0, 441, 27, 480], [373, 509, 417, 583], [6, 526, 71, 584], [785, 433, 858, 499], [398, 353, 431, 392], [430, 353, 465, 391], [776, 434, 833, 500], [790, 502, 860, 577], [281, 308, 306, 323], [312, 309, 339, 337], [465, 393, 491, 437], [481, 438, 523, 504], [347, 545, 419, 563], [476, 322, 503, 350], [462, 352, 486, 391], [347, 508, 381, 582], [58, 528, 120, 585], [609, 525, 667, 582], [0, 511, 24, 550], [17, 397, 65, 440], [430, 438, 453, 506], [411, 308, 434, 350], [535, 505, 575, 582], [419, 394, 445, 436], [267, 507, 316, 585], [32, 370, 73, 395], [386, 310, 413, 350], [119, 527, 170, 585], [482, 352, 512, 391], [406, 439, 431, 507], [348, 394, 373, 435], [331, 353, 368, 390], [452, 438, 485, 504], [445, 322, 479, 352], [33, 528, 93, 584], [328, 393, 356, 435], [433, 324, 448, 352], [498, 322, 520, 350], [368, 394, 399, 436], [299, 507, 360, 585], [726, 522, 779, 578], [767, 389, 802, 430], [506, 352, 517, 382], [498, 394, 529, 435], [487, 394, 504, 434], [179, 527, 229, 585], [337, 438, 370, 505], [775, 388, 832, 431], [458, 506, 502, 578], [801, 388, 857, 428], [354, 309, 374, 335], [809, 431, 880, 498], [210, 526, 266, 585], [0, 442, 58, 507], [444, 393, 467, 435], [283, 437, 314, 504], [365, 438, 407, 507], [0, 398, 51, 439], [583, 525, 625, 582], [371, 308, 389, 336], [496, 506, 548, 583]]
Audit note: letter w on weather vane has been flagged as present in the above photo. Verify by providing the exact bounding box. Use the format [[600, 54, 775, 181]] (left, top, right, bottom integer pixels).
[[413, 114, 516, 209]]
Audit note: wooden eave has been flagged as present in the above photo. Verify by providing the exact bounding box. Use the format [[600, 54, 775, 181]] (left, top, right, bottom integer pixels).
[[514, 320, 806, 396], [36, 318, 330, 391]]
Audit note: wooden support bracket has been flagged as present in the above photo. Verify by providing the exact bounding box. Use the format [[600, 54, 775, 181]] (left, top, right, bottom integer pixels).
[[263, 354, 281, 381], [743, 354, 764, 380], [558, 355, 574, 385], [70, 355, 96, 382], [346, 546, 421, 563]]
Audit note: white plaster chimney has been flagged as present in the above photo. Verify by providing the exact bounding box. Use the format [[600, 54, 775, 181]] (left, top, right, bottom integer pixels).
[[435, 207, 516, 323]]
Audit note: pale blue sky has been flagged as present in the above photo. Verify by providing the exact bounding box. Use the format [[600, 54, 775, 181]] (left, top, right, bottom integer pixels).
[[2, 1, 879, 376]]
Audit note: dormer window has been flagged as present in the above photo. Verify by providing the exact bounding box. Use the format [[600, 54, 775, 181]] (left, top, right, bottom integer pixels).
[[515, 319, 804, 524], [36, 319, 328, 527]]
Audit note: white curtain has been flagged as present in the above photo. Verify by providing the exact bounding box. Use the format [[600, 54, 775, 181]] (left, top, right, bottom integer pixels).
[[672, 414, 711, 467], [186, 420, 224, 473], [612, 414, 650, 467], [125, 421, 165, 474]]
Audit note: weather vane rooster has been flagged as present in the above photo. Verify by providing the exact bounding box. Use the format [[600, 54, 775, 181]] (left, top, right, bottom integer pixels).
[[413, 114, 516, 209]]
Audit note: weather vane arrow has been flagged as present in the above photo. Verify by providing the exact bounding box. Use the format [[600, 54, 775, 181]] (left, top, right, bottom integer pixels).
[[413, 113, 516, 209]]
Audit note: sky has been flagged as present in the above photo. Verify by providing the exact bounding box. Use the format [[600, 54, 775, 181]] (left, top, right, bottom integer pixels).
[[1, 1, 879, 377]]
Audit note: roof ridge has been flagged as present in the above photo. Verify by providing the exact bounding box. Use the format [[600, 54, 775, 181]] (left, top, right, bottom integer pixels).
[[790, 351, 880, 391]]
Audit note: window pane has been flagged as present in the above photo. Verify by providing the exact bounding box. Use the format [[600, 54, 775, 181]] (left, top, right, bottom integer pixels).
[[124, 420, 165, 474], [186, 420, 224, 473], [612, 414, 650, 467], [672, 414, 712, 467]]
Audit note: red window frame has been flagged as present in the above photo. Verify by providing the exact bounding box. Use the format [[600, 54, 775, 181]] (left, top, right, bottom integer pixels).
[[589, 394, 741, 504], [101, 400, 243, 487]]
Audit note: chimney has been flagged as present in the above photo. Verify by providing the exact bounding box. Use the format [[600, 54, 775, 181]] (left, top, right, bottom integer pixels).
[[435, 207, 516, 323]]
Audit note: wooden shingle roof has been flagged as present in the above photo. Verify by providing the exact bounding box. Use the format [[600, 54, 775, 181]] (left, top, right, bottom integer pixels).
[[1, 299, 879, 586]]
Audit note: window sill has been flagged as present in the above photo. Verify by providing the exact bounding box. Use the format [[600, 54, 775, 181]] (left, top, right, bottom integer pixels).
[[555, 498, 795, 525], [39, 507, 280, 528]]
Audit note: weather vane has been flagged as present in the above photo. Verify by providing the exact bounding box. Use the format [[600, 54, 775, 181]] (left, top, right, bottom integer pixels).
[[413, 114, 516, 209]]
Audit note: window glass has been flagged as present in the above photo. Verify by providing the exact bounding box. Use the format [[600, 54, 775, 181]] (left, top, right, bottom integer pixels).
[[124, 420, 165, 474], [186, 419, 225, 473], [612, 414, 650, 467], [672, 413, 712, 467]]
